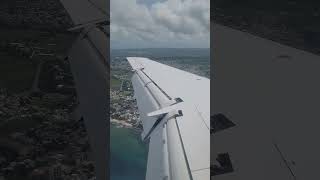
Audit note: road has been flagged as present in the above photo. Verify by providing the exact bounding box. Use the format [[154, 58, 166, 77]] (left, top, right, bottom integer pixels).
[[212, 24, 320, 180]]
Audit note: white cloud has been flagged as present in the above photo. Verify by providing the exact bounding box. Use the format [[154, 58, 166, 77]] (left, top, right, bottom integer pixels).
[[111, 0, 210, 49]]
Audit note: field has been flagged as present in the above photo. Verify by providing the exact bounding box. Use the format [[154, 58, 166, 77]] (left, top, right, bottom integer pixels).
[[111, 75, 121, 90], [0, 28, 77, 92], [0, 53, 35, 93], [0, 28, 76, 135]]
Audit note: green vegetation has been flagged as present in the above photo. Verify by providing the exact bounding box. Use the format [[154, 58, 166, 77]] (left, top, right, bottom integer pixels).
[[0, 53, 35, 93], [0, 28, 77, 93], [0, 115, 43, 136], [122, 91, 131, 96], [111, 75, 121, 89]]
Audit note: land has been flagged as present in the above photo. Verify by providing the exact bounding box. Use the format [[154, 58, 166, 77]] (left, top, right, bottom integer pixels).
[[0, 1, 96, 179], [110, 68, 140, 130]]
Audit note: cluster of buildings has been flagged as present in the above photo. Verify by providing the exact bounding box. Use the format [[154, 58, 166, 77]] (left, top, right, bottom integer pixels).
[[0, 88, 94, 180], [110, 57, 142, 129], [110, 89, 141, 129], [0, 0, 73, 30], [0, 28, 94, 179]]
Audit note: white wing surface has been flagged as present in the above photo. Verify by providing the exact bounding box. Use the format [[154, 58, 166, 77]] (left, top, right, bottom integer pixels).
[[60, 0, 108, 25], [212, 24, 320, 180], [127, 57, 210, 180], [58, 1, 109, 180]]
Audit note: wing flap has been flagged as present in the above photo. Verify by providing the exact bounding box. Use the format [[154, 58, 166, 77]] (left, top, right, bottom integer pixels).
[[176, 104, 210, 172], [131, 72, 159, 138], [145, 125, 166, 180]]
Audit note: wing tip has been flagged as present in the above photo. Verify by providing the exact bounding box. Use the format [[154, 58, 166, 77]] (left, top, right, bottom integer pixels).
[[126, 57, 149, 70]]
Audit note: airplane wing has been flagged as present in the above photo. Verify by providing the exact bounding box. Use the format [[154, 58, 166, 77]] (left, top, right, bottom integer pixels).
[[212, 24, 320, 180], [60, 0, 108, 25], [59, 1, 109, 180], [127, 57, 210, 180]]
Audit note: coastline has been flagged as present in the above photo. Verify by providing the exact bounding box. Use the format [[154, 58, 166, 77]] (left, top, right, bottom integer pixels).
[[110, 118, 142, 134], [111, 119, 133, 128]]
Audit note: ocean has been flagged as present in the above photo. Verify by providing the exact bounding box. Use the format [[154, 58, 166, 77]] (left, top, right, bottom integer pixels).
[[110, 125, 148, 180]]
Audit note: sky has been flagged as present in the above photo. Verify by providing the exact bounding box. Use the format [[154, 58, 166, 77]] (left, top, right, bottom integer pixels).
[[110, 0, 210, 49]]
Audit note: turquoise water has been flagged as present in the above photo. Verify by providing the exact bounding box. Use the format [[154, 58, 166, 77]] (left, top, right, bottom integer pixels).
[[110, 125, 148, 180]]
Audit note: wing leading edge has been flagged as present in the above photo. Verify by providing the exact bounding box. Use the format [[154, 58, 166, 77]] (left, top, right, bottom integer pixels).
[[127, 57, 210, 180], [59, 1, 109, 180]]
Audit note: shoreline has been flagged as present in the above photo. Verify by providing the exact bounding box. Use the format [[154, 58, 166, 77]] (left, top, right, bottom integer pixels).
[[110, 119, 133, 128], [110, 119, 142, 133]]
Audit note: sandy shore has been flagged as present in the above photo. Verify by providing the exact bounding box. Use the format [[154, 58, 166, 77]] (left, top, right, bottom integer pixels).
[[110, 119, 133, 128]]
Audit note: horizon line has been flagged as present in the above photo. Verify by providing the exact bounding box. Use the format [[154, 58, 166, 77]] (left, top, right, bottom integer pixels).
[[111, 47, 210, 50]]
